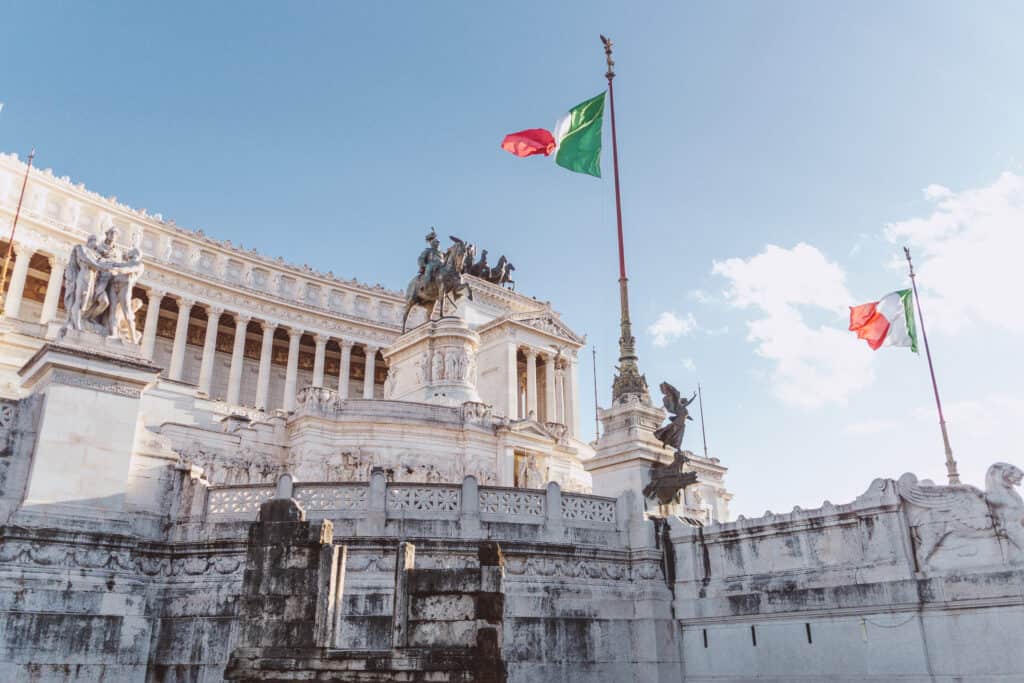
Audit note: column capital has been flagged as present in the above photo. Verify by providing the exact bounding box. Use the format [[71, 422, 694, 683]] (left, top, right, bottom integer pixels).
[[147, 287, 166, 300], [206, 304, 225, 319], [233, 311, 252, 326], [287, 327, 304, 340], [48, 253, 68, 269], [176, 295, 195, 310], [364, 344, 380, 354], [339, 339, 355, 351], [524, 347, 537, 359], [12, 242, 34, 258], [313, 333, 328, 345], [260, 319, 278, 333]]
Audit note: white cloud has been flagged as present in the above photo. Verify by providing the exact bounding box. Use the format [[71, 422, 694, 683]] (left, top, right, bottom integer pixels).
[[885, 172, 1024, 334], [713, 243, 874, 408], [648, 311, 697, 347], [689, 289, 713, 304], [681, 358, 696, 372]]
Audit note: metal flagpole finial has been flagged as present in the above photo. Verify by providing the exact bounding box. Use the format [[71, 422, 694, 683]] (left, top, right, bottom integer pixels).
[[600, 35, 615, 80]]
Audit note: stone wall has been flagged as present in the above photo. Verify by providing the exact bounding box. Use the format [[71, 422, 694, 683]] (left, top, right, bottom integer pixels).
[[669, 464, 1024, 682], [3, 451, 1023, 681]]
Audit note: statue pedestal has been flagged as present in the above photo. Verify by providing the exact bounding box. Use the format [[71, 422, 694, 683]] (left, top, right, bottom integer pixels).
[[17, 339, 160, 515], [383, 318, 481, 407], [587, 394, 732, 522], [586, 395, 676, 508]]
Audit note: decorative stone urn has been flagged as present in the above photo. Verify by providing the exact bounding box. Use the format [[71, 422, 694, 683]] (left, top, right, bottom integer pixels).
[[382, 317, 481, 406]]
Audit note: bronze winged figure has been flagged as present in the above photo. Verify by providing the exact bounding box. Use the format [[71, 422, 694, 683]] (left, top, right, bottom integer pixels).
[[652, 382, 695, 453]]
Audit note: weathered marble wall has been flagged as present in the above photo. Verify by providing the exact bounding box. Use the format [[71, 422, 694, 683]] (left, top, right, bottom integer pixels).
[[669, 465, 1024, 682]]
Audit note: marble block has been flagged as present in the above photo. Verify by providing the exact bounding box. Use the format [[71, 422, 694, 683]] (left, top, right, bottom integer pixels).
[[383, 317, 481, 406], [17, 341, 161, 513]]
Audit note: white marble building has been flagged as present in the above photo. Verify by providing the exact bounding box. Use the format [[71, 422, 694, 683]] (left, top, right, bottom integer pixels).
[[0, 151, 595, 498]]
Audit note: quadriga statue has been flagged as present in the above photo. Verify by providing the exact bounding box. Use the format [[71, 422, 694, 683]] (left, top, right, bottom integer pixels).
[[898, 462, 1024, 570]]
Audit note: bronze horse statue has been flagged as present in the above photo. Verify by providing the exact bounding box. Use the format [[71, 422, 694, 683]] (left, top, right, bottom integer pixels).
[[401, 236, 473, 333]]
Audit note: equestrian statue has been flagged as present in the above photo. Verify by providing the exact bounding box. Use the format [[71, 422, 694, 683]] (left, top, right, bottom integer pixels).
[[401, 228, 474, 333]]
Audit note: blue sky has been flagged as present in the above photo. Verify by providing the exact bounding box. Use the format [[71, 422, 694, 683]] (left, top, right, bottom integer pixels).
[[3, 2, 1023, 516]]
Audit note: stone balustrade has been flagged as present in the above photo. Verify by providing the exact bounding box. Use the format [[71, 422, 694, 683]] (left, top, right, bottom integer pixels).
[[201, 470, 623, 547]]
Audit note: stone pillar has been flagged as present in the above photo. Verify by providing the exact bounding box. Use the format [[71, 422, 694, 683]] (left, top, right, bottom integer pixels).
[[197, 305, 224, 395], [3, 243, 33, 319], [140, 290, 164, 359], [227, 314, 251, 405], [223, 493, 342, 680], [255, 321, 276, 410], [312, 334, 327, 387], [39, 254, 66, 324], [544, 354, 556, 423], [555, 369, 565, 424], [338, 340, 353, 398], [168, 297, 194, 381], [283, 328, 302, 411], [506, 345, 518, 419], [362, 345, 377, 399], [525, 349, 538, 419], [566, 359, 579, 437]]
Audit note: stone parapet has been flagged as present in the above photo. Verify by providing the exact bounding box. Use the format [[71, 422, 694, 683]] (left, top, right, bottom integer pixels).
[[198, 470, 624, 548]]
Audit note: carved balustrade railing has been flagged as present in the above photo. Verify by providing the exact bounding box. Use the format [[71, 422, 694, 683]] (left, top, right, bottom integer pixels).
[[478, 486, 546, 521], [561, 492, 617, 525], [202, 477, 621, 536], [386, 483, 461, 515]]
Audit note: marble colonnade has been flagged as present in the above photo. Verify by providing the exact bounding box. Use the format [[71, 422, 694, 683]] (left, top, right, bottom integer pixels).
[[0, 244, 383, 412]]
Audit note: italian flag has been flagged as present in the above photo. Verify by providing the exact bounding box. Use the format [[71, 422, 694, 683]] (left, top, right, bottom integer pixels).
[[500, 92, 606, 178], [849, 290, 918, 352]]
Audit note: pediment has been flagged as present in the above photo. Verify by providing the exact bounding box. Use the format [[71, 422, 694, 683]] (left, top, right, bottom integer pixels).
[[508, 419, 559, 441], [509, 312, 585, 345]]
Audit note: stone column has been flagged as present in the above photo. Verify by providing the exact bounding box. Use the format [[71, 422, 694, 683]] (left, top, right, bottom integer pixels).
[[226, 313, 251, 405], [197, 305, 224, 395], [141, 290, 164, 360], [337, 340, 353, 398], [140, 290, 164, 359], [362, 345, 378, 399], [312, 334, 327, 387], [39, 254, 66, 324], [255, 321, 276, 410], [3, 243, 33, 319], [168, 297, 194, 381], [555, 368, 565, 424], [525, 349, 538, 419], [566, 359, 579, 437], [283, 328, 302, 411], [506, 345, 518, 420], [544, 354, 556, 423]]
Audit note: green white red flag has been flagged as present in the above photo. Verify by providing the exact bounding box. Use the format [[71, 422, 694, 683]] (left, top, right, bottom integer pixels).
[[849, 289, 918, 352], [501, 92, 606, 178]]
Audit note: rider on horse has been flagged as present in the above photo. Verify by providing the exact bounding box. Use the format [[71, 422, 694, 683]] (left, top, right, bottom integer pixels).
[[417, 228, 443, 287]]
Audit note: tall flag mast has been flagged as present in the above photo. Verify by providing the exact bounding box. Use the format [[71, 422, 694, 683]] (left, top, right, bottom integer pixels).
[[601, 35, 649, 403], [698, 382, 709, 459], [904, 247, 960, 485], [1, 148, 35, 315]]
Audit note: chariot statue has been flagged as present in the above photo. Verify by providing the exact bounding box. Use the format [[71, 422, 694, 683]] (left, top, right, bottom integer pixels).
[[401, 228, 473, 333]]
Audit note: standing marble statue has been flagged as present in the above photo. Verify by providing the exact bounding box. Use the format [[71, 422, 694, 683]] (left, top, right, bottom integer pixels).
[[61, 226, 145, 343]]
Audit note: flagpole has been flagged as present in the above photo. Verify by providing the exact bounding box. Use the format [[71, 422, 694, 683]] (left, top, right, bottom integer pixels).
[[601, 35, 647, 403], [904, 247, 960, 485], [0, 148, 35, 315], [698, 382, 708, 459], [592, 345, 600, 440]]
